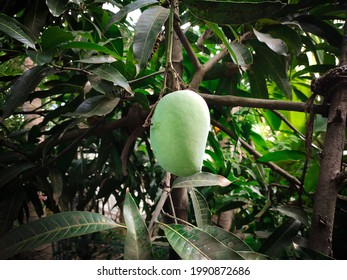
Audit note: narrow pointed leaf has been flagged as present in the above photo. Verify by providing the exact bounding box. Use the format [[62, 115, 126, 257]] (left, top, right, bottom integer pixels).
[[253, 29, 289, 56], [294, 244, 334, 260], [107, 0, 158, 26], [0, 211, 122, 259], [67, 96, 120, 118], [259, 218, 301, 258], [90, 64, 132, 93], [237, 251, 270, 260], [1, 66, 54, 119], [160, 223, 244, 260], [205, 21, 252, 69], [0, 13, 36, 49], [201, 225, 252, 252], [257, 150, 306, 163], [173, 172, 231, 188], [133, 6, 170, 70], [188, 188, 211, 227], [123, 192, 154, 260]]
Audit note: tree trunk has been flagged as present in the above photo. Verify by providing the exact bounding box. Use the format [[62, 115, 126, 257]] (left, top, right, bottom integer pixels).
[[309, 11, 347, 256]]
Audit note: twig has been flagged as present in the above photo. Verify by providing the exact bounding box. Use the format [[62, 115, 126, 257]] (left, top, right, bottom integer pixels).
[[129, 70, 165, 84]]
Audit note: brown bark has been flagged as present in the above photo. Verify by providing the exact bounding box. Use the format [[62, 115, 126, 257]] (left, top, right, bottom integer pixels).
[[309, 11, 347, 256]]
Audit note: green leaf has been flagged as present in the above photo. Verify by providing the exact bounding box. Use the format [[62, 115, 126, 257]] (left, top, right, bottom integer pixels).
[[60, 41, 123, 61], [160, 223, 244, 260], [90, 64, 132, 93], [0, 13, 36, 49], [252, 41, 292, 99], [253, 28, 289, 56], [0, 161, 36, 190], [41, 26, 74, 50], [48, 167, 63, 204], [201, 225, 252, 252], [133, 6, 170, 70], [272, 205, 308, 226], [257, 150, 306, 163], [107, 0, 159, 25], [123, 192, 154, 260], [188, 188, 211, 227], [134, 91, 150, 110], [1, 66, 54, 119], [259, 218, 301, 258], [26, 50, 53, 65], [67, 96, 120, 118], [172, 172, 231, 188], [294, 244, 335, 260], [206, 22, 252, 69], [46, 0, 69, 17], [237, 251, 270, 260], [0, 211, 122, 259], [24, 0, 50, 39]]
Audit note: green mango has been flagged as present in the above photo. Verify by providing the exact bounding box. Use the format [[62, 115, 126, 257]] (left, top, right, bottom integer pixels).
[[150, 90, 210, 177]]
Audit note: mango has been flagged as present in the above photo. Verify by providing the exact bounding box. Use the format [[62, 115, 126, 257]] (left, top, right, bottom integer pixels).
[[150, 90, 210, 177]]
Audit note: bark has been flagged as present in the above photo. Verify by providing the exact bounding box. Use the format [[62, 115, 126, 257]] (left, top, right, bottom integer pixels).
[[309, 11, 347, 256]]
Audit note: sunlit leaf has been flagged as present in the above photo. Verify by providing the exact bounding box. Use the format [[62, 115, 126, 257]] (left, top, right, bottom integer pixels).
[[133, 6, 170, 70], [0, 13, 36, 49], [0, 211, 122, 259], [173, 172, 231, 188], [257, 150, 306, 163], [123, 192, 154, 260]]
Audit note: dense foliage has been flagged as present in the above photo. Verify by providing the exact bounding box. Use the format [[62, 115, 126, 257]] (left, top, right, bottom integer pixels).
[[0, 0, 346, 259]]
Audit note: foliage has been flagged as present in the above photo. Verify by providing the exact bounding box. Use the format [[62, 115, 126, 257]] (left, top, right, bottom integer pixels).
[[0, 0, 346, 259]]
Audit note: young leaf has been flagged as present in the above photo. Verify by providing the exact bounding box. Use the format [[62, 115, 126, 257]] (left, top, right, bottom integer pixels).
[[160, 223, 244, 260], [0, 211, 122, 259], [46, 0, 69, 17], [107, 0, 159, 26], [133, 6, 170, 70], [172, 172, 231, 188], [1, 66, 54, 120], [0, 13, 36, 49], [259, 218, 301, 258], [66, 96, 120, 118], [123, 192, 154, 260], [188, 188, 211, 227]]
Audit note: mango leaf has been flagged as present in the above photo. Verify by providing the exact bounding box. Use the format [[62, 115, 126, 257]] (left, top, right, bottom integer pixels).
[[133, 6, 170, 70], [66, 96, 120, 118], [60, 41, 123, 61], [46, 0, 69, 17], [0, 211, 122, 259], [107, 0, 159, 26], [160, 223, 244, 260], [172, 172, 231, 188], [188, 188, 211, 227], [1, 66, 54, 119], [123, 192, 154, 260], [0, 13, 36, 49], [48, 167, 63, 204], [23, 0, 49, 39], [90, 64, 132, 93], [0, 161, 36, 190], [41, 26, 74, 50], [252, 41, 292, 99], [237, 251, 270, 260], [257, 150, 306, 163], [76, 55, 116, 64], [201, 225, 252, 252], [259, 218, 301, 258], [253, 28, 289, 56], [294, 244, 335, 260], [272, 205, 308, 226], [206, 22, 252, 69]]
